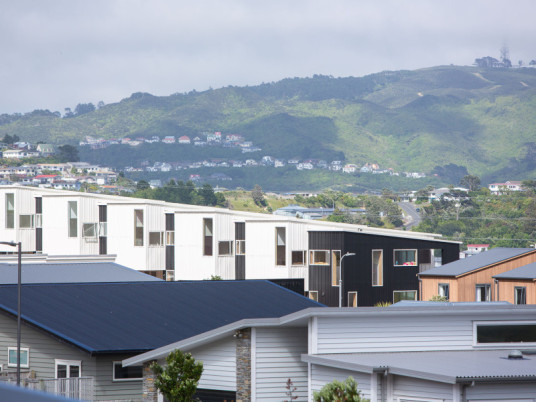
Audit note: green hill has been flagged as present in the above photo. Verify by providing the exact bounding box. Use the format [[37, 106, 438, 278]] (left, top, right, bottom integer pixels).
[[2, 65, 536, 188]]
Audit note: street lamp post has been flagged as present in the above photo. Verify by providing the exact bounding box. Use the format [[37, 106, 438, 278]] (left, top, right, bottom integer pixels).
[[0, 241, 22, 385], [339, 252, 356, 308]]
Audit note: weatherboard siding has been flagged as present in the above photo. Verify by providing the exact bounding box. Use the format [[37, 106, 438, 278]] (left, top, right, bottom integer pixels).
[[254, 327, 308, 401], [189, 336, 236, 392], [497, 279, 536, 304], [310, 364, 372, 400], [94, 355, 143, 401], [466, 383, 536, 400], [393, 375, 453, 401]]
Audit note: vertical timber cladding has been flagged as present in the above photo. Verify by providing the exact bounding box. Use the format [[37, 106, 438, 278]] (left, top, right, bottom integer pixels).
[[308, 231, 460, 307], [235, 222, 245, 280]]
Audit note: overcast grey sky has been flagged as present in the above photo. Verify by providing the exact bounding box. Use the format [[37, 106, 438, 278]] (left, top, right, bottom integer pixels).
[[1, 0, 535, 114]]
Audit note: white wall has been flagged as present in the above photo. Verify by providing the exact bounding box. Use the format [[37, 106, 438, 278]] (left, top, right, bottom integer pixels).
[[189, 336, 236, 392]]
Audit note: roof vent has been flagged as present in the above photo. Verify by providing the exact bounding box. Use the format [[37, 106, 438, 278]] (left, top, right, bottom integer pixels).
[[508, 350, 524, 360]]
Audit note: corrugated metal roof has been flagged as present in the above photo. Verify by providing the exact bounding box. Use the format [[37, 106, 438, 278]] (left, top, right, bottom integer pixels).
[[419, 248, 535, 277], [0, 281, 322, 354], [493, 262, 536, 280], [304, 349, 536, 384], [0, 262, 162, 284]]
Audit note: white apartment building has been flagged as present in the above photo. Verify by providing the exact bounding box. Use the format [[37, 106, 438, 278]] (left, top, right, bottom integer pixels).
[[0, 186, 454, 290]]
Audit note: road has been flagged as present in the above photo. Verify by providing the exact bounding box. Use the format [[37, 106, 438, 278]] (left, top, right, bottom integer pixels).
[[397, 202, 422, 230]]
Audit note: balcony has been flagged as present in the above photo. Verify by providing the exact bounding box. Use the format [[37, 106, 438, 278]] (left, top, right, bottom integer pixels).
[[2, 376, 94, 400]]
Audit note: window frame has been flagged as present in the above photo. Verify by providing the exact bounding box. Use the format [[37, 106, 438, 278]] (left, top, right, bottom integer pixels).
[[393, 249, 417, 267], [438, 283, 450, 300], [291, 250, 306, 266], [515, 286, 527, 305], [68, 201, 78, 238], [348, 291, 358, 307], [82, 222, 98, 238], [393, 290, 417, 303], [112, 361, 143, 382], [19, 214, 35, 229], [7, 347, 29, 368], [236, 239, 246, 255], [308, 291, 318, 302], [148, 231, 164, 247], [275, 227, 286, 266], [309, 250, 330, 265], [218, 240, 234, 256], [372, 249, 383, 287], [332, 250, 341, 287], [203, 218, 213, 256], [475, 283, 491, 302], [55, 359, 82, 379], [165, 231, 175, 246], [473, 320, 536, 347], [134, 209, 144, 246], [5, 193, 14, 229]]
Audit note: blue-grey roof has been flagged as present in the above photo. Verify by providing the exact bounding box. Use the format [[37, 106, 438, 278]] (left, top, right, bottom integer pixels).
[[0, 281, 323, 354], [419, 248, 535, 277], [0, 262, 162, 284], [493, 262, 536, 280], [303, 349, 536, 384]]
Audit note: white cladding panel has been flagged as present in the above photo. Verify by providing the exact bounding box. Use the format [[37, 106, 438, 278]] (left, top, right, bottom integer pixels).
[[144, 205, 166, 270], [310, 364, 372, 400], [254, 327, 308, 401], [394, 375, 453, 401], [245, 221, 287, 279], [0, 188, 36, 252], [42, 196, 83, 255], [79, 196, 99, 255], [189, 336, 236, 391], [214, 213, 236, 279], [466, 383, 536, 400]]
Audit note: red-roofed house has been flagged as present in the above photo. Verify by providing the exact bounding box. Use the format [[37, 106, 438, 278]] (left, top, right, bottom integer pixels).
[[178, 136, 191, 144]]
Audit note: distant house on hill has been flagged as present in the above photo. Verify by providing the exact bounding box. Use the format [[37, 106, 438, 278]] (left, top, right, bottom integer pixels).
[[178, 135, 191, 144], [36, 144, 55, 156], [489, 181, 523, 194], [162, 136, 176, 144]]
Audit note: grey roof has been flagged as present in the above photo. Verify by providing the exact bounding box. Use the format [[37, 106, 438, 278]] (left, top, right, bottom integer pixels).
[[419, 248, 535, 277], [494, 262, 536, 280], [302, 349, 536, 384], [0, 262, 162, 284]]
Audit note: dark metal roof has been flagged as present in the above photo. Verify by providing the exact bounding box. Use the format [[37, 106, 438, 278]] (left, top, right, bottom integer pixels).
[[0, 262, 162, 284], [419, 248, 535, 277], [493, 262, 536, 280], [303, 349, 536, 384], [0, 281, 323, 354]]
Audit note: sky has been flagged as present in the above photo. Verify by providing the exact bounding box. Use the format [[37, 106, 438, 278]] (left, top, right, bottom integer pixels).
[[1, 0, 535, 114]]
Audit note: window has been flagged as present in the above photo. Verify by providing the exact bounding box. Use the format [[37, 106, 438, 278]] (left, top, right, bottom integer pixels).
[[332, 250, 341, 286], [68, 201, 77, 237], [438, 283, 450, 300], [149, 231, 164, 246], [134, 210, 143, 246], [291, 250, 306, 265], [309, 291, 318, 302], [393, 290, 417, 303], [218, 241, 233, 256], [475, 284, 491, 302], [19, 214, 34, 229], [99, 222, 107, 236], [475, 322, 536, 344], [394, 249, 417, 266], [275, 227, 286, 265], [166, 231, 175, 246], [236, 240, 245, 255], [372, 250, 383, 286], [348, 291, 358, 307], [35, 213, 42, 228], [113, 362, 143, 381], [55, 359, 81, 379], [515, 287, 527, 305], [82, 223, 97, 238], [203, 218, 213, 256], [8, 347, 29, 368], [5, 193, 14, 229], [309, 250, 330, 265]]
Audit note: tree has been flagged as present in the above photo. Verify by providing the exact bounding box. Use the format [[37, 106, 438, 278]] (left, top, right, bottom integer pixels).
[[150, 349, 203, 402], [74, 103, 96, 116], [460, 175, 481, 192], [313, 377, 369, 402], [252, 184, 266, 207], [58, 144, 79, 162], [136, 180, 150, 191]]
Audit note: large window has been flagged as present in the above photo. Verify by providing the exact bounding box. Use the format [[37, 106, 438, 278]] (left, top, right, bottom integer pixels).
[[19, 214, 34, 229], [372, 250, 383, 286], [394, 249, 417, 266], [5, 193, 14, 229], [203, 218, 213, 256], [438, 283, 450, 300], [8, 347, 29, 368], [218, 241, 233, 256], [475, 284, 491, 302], [134, 210, 143, 246], [309, 250, 330, 265], [113, 362, 143, 381], [275, 227, 286, 265], [291, 250, 306, 266], [515, 287, 527, 305], [475, 322, 536, 344], [393, 290, 417, 303], [332, 250, 341, 287], [68, 201, 77, 237], [149, 231, 164, 246]]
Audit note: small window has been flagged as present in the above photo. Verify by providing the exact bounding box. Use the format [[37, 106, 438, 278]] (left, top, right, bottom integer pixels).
[[236, 240, 245, 255], [203, 218, 213, 256], [309, 291, 318, 302], [166, 231, 175, 246], [438, 283, 450, 300], [372, 250, 383, 286], [348, 291, 358, 307], [55, 359, 81, 379], [149, 231, 164, 246], [393, 290, 417, 303], [82, 223, 97, 238], [166, 270, 175, 281], [275, 227, 286, 266], [218, 241, 233, 256], [5, 193, 14, 229], [8, 347, 29, 368], [19, 214, 34, 229], [332, 250, 341, 287], [475, 284, 491, 302], [68, 201, 78, 238], [291, 250, 306, 266], [113, 362, 143, 381], [394, 249, 417, 266], [35, 213, 43, 228], [476, 322, 536, 344], [515, 287, 526, 305], [99, 222, 107, 236], [134, 210, 144, 246], [309, 250, 330, 265]]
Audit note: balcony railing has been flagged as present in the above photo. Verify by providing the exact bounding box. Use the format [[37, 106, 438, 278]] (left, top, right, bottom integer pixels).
[[21, 377, 94, 400]]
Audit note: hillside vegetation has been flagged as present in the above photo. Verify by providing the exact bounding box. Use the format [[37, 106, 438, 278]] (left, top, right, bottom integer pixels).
[[2, 65, 536, 186]]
